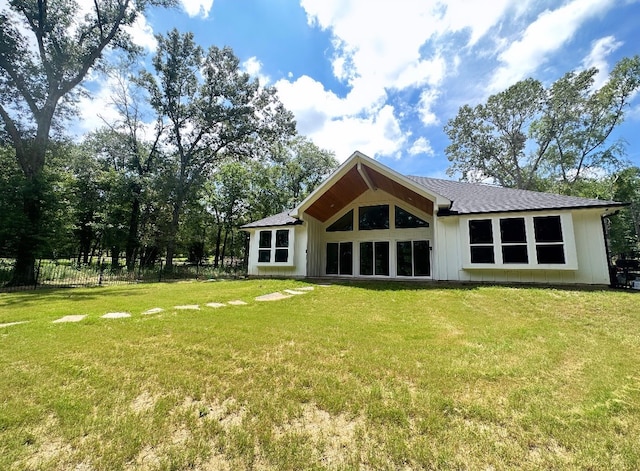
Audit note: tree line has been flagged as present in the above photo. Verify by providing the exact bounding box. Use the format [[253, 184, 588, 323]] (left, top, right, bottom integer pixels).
[[0, 1, 337, 285]]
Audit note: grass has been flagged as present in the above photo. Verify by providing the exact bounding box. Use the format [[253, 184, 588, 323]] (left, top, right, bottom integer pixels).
[[1, 279, 639, 470]]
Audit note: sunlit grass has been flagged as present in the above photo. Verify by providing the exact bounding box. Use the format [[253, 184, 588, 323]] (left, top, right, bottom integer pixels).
[[1, 280, 639, 470]]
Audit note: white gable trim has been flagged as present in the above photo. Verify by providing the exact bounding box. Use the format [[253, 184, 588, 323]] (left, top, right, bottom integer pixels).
[[291, 151, 452, 218]]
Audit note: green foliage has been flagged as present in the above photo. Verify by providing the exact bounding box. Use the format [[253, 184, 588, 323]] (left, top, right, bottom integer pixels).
[[139, 29, 296, 269], [0, 0, 176, 283], [0, 147, 26, 255], [445, 56, 640, 191]]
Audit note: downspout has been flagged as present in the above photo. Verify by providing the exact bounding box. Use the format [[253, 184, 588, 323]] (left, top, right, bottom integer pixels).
[[601, 212, 618, 287]]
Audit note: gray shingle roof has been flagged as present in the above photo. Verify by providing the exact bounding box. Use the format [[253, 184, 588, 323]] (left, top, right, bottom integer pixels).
[[406, 176, 625, 215], [240, 211, 301, 229]]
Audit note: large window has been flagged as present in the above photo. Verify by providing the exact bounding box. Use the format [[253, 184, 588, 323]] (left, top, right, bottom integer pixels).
[[326, 210, 353, 232], [257, 229, 291, 264], [534, 216, 565, 264], [395, 206, 429, 228], [466, 215, 569, 267], [359, 205, 389, 230], [326, 242, 353, 275], [359, 241, 389, 276], [469, 219, 495, 263], [397, 240, 430, 277]]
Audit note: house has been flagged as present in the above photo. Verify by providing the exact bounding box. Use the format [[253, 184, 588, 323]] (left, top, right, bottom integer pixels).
[[241, 151, 625, 285]]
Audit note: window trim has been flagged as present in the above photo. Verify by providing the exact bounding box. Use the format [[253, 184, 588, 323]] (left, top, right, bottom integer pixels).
[[255, 228, 295, 267], [461, 213, 577, 270]]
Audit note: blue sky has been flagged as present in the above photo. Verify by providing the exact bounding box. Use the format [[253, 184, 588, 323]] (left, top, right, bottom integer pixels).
[[79, 0, 640, 179]]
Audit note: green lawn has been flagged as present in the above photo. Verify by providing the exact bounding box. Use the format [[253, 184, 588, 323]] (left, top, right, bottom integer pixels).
[[1, 280, 639, 470]]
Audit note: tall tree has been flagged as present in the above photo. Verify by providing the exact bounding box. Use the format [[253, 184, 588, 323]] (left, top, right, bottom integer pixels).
[[445, 56, 640, 192], [0, 0, 175, 284], [140, 29, 295, 270], [91, 67, 164, 269]]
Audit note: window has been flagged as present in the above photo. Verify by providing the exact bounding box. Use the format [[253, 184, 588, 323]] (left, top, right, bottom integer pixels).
[[469, 219, 495, 263], [464, 214, 571, 268], [500, 218, 528, 264], [360, 241, 389, 276], [397, 240, 430, 277], [327, 210, 353, 232], [257, 229, 291, 264], [534, 216, 565, 264], [326, 242, 353, 275], [395, 206, 429, 228], [275, 229, 289, 263], [258, 230, 272, 263], [359, 205, 389, 230]]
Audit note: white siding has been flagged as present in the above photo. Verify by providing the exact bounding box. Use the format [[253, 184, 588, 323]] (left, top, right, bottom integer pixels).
[[304, 215, 323, 277], [437, 208, 610, 285], [246, 199, 611, 285], [246, 225, 307, 278]]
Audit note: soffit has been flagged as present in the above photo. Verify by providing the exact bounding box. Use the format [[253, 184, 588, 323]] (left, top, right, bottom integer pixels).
[[304, 163, 434, 222]]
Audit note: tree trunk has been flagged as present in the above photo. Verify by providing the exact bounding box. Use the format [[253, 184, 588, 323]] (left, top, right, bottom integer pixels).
[[220, 228, 229, 267], [165, 201, 182, 271], [10, 176, 43, 286], [111, 245, 121, 270], [213, 224, 223, 268], [125, 194, 141, 271]]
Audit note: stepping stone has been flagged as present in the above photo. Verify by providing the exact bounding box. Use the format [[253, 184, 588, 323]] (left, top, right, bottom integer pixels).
[[227, 300, 248, 306], [174, 305, 200, 310], [296, 287, 315, 291], [53, 315, 86, 323], [142, 307, 164, 315], [255, 292, 293, 302], [0, 321, 29, 328], [102, 312, 131, 319], [205, 302, 226, 308], [284, 289, 306, 295]]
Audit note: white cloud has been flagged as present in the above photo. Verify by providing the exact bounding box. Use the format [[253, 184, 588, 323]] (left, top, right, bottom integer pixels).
[[180, 0, 214, 18], [489, 0, 616, 92], [309, 105, 406, 162], [408, 137, 434, 156], [289, 0, 524, 160], [417, 89, 440, 127], [582, 36, 623, 89], [124, 14, 157, 52], [76, 76, 124, 134], [242, 57, 270, 85]]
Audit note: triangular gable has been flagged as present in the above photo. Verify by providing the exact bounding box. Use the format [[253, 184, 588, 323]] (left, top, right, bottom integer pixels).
[[292, 151, 451, 222]]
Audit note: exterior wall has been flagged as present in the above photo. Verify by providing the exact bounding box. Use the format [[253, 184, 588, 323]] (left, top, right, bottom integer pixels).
[[246, 201, 611, 285], [246, 224, 307, 278], [310, 188, 434, 278], [434, 208, 610, 285], [304, 215, 324, 277]]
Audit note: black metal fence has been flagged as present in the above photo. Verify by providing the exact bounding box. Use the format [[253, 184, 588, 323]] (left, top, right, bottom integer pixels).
[[0, 256, 246, 292]]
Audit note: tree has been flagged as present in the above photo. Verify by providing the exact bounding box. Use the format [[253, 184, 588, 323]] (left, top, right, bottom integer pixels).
[[205, 161, 250, 268], [445, 56, 640, 192], [0, 0, 175, 284], [247, 137, 338, 220], [140, 29, 295, 270], [90, 66, 165, 269], [270, 136, 338, 207]]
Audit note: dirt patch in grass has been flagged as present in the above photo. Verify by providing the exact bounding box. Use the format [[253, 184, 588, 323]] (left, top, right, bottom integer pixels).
[[130, 391, 159, 413], [275, 403, 364, 468]]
